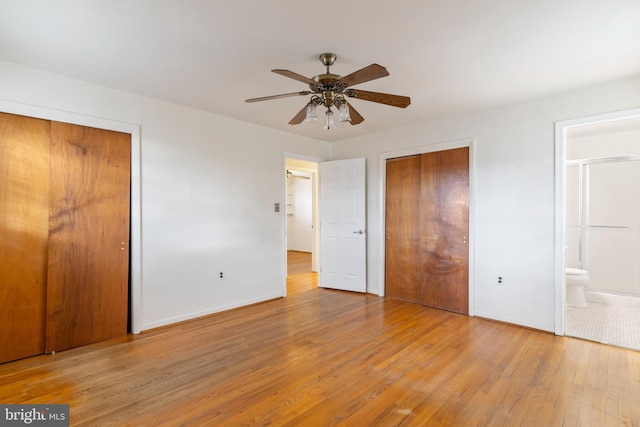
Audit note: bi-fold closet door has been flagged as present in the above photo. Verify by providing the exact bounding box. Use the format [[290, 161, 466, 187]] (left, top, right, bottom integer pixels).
[[0, 112, 131, 364]]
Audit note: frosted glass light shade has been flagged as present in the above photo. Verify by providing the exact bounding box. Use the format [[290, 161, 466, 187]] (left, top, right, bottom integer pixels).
[[305, 103, 317, 123], [338, 103, 351, 122], [324, 109, 334, 130]]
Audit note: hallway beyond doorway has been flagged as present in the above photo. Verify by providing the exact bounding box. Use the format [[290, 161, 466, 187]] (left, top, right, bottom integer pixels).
[[287, 251, 317, 294]]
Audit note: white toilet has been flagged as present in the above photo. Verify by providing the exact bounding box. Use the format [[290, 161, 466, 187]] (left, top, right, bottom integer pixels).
[[565, 268, 589, 307]]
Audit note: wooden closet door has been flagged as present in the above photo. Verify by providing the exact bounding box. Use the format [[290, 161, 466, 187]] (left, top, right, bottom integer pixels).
[[385, 148, 469, 315], [385, 155, 422, 302], [46, 122, 131, 353], [0, 113, 50, 363], [419, 148, 469, 314]]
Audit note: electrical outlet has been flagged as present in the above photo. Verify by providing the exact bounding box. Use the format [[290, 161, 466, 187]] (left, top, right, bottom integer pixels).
[[219, 272, 224, 280], [497, 276, 503, 285]]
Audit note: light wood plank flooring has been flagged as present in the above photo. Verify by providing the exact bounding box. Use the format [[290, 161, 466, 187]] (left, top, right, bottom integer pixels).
[[287, 250, 317, 295], [1, 256, 639, 425]]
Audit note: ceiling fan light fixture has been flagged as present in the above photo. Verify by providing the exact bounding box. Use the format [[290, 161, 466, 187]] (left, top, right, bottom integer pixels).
[[338, 102, 351, 122], [324, 108, 334, 130], [305, 102, 318, 123], [245, 53, 410, 129]]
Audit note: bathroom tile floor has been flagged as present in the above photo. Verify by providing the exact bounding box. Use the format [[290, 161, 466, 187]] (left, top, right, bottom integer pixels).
[[565, 302, 640, 351]]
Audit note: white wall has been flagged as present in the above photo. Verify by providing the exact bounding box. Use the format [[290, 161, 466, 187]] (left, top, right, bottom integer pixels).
[[332, 75, 640, 332], [0, 60, 331, 331]]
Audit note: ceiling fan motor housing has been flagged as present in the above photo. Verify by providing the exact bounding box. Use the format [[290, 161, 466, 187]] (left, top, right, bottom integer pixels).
[[310, 73, 347, 107]]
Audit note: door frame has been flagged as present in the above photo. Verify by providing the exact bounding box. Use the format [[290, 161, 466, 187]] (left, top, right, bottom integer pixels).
[[282, 153, 322, 297], [553, 107, 640, 335], [377, 138, 476, 316], [0, 99, 143, 334]]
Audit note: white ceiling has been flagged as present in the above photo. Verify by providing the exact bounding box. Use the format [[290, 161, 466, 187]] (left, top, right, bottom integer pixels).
[[1, 0, 640, 143]]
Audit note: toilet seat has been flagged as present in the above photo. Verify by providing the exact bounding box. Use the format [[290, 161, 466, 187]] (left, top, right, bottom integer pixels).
[[566, 268, 588, 276]]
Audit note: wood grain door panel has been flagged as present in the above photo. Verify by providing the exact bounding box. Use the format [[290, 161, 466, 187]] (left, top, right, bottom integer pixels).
[[419, 148, 469, 314], [0, 113, 50, 363], [46, 122, 131, 353], [385, 155, 422, 302], [385, 148, 469, 314]]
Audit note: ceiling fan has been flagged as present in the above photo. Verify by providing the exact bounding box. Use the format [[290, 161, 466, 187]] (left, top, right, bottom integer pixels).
[[245, 53, 411, 129]]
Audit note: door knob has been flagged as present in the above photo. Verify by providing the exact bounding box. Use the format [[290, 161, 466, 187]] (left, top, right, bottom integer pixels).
[[353, 230, 364, 234]]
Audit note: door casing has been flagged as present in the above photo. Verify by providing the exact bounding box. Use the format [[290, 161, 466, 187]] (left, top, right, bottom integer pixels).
[[282, 153, 322, 297], [378, 138, 475, 316]]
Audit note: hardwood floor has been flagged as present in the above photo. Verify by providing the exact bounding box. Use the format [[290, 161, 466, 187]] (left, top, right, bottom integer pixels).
[[1, 261, 639, 426], [287, 250, 317, 295]]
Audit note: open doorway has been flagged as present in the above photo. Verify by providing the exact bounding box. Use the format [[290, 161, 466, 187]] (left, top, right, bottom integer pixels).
[[284, 157, 318, 294], [556, 109, 640, 350]]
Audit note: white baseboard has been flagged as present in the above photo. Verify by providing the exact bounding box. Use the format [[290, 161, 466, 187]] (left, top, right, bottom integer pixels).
[[585, 290, 640, 308], [473, 310, 555, 333], [141, 293, 283, 331]]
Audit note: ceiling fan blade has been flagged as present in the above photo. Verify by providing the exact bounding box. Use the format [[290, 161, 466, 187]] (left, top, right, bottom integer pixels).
[[347, 102, 364, 125], [339, 64, 389, 87], [272, 69, 318, 85], [245, 91, 312, 103], [288, 105, 308, 125], [346, 89, 411, 108]]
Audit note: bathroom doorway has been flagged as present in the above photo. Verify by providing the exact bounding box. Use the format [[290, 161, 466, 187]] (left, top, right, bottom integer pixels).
[[284, 157, 318, 295], [556, 110, 640, 350]]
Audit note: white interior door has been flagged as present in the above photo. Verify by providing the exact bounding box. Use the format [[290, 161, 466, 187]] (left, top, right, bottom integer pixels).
[[319, 158, 366, 292]]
